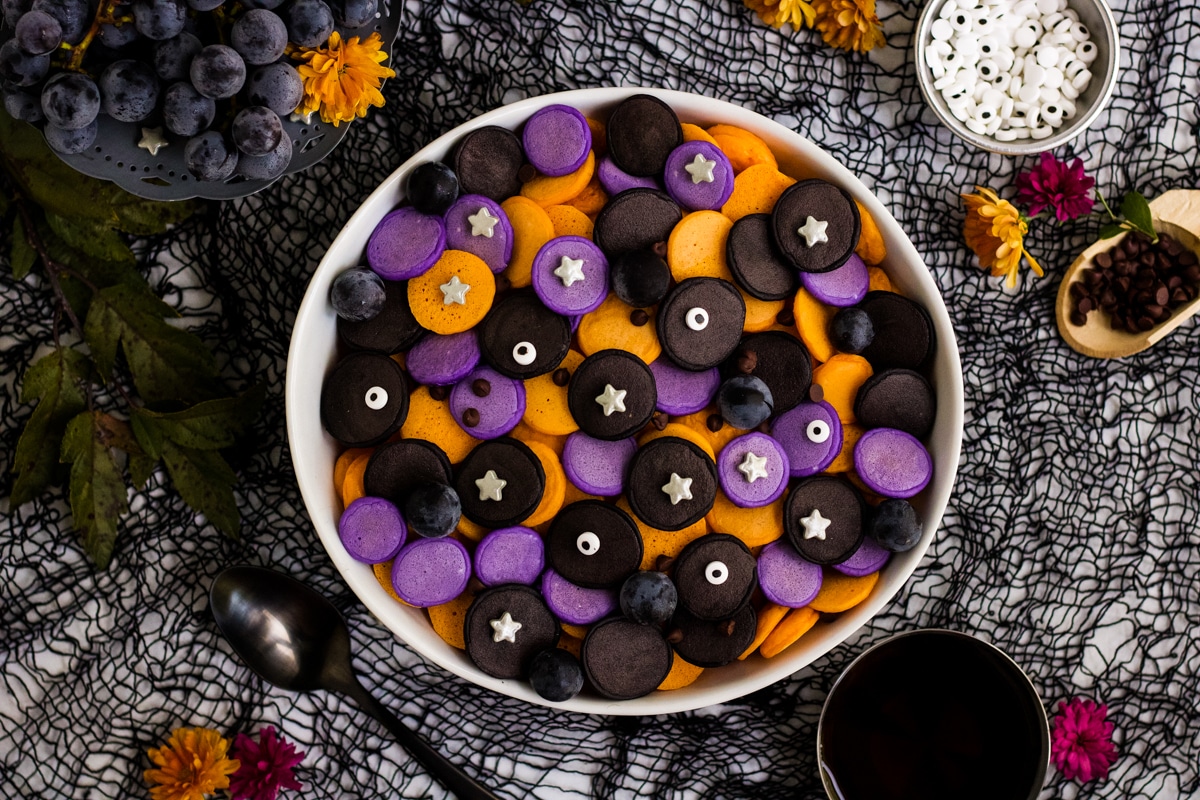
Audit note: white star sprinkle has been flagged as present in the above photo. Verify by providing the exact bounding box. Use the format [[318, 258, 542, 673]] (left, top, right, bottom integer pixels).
[[137, 127, 168, 157], [553, 255, 586, 288], [290, 109, 316, 124], [468, 206, 500, 238], [594, 383, 627, 417], [683, 153, 717, 184], [475, 469, 507, 502], [737, 451, 770, 484], [439, 275, 471, 305], [801, 509, 832, 540], [797, 216, 830, 247], [489, 611, 522, 643], [662, 472, 693, 505]]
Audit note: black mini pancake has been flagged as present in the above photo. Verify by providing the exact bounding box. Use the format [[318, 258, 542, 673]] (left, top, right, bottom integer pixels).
[[626, 436, 717, 531], [593, 189, 683, 258], [453, 126, 525, 202], [854, 368, 936, 439], [727, 214, 798, 301], [338, 279, 425, 354], [363, 439, 453, 506], [605, 94, 683, 177], [673, 534, 757, 621], [455, 437, 546, 527], [771, 179, 861, 274], [464, 585, 560, 680], [857, 291, 936, 371], [723, 331, 813, 414], [320, 352, 410, 447], [546, 500, 643, 589], [567, 349, 657, 441], [478, 290, 571, 379], [610, 249, 671, 308], [582, 617, 674, 700], [668, 604, 757, 668], [784, 475, 866, 566], [657, 278, 746, 371]]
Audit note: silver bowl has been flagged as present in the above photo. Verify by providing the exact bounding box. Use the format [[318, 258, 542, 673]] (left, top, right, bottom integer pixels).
[[913, 0, 1120, 155]]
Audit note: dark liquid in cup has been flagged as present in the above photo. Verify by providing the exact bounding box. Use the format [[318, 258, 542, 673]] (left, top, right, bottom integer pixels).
[[820, 632, 1046, 800]]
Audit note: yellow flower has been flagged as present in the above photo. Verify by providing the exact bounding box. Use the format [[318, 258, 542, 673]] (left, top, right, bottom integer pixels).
[[962, 186, 1044, 288], [295, 31, 396, 127], [144, 727, 239, 800], [745, 0, 816, 29], [811, 0, 886, 52]]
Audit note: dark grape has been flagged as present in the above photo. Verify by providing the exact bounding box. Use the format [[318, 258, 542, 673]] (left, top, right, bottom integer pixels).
[[407, 162, 459, 215], [330, 267, 387, 321], [402, 483, 462, 539], [131, 0, 186, 39], [2, 0, 31, 28], [285, 0, 333, 47], [528, 649, 584, 703], [189, 44, 245, 99], [231, 105, 282, 156], [331, 0, 376, 27], [829, 307, 874, 354], [162, 80, 214, 136], [3, 86, 43, 122], [30, 0, 86, 43], [716, 375, 775, 429], [239, 0, 282, 9], [868, 499, 923, 553], [619, 571, 678, 627], [230, 8, 286, 65], [15, 9, 62, 55], [245, 62, 302, 116], [184, 131, 238, 180], [236, 131, 291, 180], [152, 31, 201, 80], [99, 59, 160, 122], [0, 39, 50, 86], [98, 20, 140, 47], [44, 118, 97, 154], [184, 0, 222, 10], [40, 71, 99, 129]]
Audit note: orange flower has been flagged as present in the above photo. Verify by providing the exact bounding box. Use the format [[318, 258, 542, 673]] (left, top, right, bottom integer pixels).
[[962, 186, 1044, 288], [144, 727, 239, 800], [811, 0, 886, 52], [295, 31, 396, 127], [745, 0, 816, 29]]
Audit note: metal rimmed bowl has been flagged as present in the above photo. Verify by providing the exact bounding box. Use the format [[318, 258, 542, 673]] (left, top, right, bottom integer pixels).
[[913, 0, 1120, 155]]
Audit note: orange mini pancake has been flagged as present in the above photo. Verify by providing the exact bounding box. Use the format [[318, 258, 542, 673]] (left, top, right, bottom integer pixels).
[[408, 250, 496, 334], [618, 497, 708, 571], [561, 622, 589, 640], [401, 385, 481, 464], [658, 655, 705, 690], [521, 150, 596, 207], [500, 196, 555, 288], [522, 350, 585, 436], [334, 447, 372, 494], [793, 287, 837, 363], [760, 606, 820, 658], [521, 440, 567, 528], [576, 293, 662, 364], [510, 419, 568, 458], [341, 451, 371, 508], [557, 631, 583, 659], [561, 479, 600, 506], [546, 205, 595, 239], [638, 422, 716, 462], [826, 423, 864, 473], [680, 122, 718, 146], [812, 354, 873, 424], [739, 601, 790, 659], [705, 492, 785, 548], [720, 164, 797, 223], [373, 560, 405, 604], [666, 210, 735, 283], [586, 118, 606, 155], [562, 175, 608, 218], [741, 290, 786, 332], [867, 265, 893, 293], [808, 570, 880, 613], [427, 590, 474, 649], [854, 200, 887, 265], [456, 516, 490, 542], [674, 408, 742, 455], [707, 124, 778, 173]]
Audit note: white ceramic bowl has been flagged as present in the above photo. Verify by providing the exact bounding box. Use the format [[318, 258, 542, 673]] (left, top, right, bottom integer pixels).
[[286, 87, 965, 715]]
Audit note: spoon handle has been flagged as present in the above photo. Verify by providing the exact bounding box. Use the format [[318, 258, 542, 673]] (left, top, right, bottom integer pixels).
[[339, 677, 504, 800]]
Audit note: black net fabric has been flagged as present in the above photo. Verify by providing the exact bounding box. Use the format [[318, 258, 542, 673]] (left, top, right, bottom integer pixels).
[[3, 0, 1200, 797]]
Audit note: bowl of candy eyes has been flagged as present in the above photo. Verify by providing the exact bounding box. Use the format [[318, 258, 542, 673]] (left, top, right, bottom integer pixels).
[[914, 0, 1120, 154], [286, 87, 965, 714]]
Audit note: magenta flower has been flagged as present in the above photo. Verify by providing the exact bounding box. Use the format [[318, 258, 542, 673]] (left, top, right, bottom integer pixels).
[[1014, 152, 1096, 222], [1051, 698, 1117, 783], [229, 726, 305, 800]]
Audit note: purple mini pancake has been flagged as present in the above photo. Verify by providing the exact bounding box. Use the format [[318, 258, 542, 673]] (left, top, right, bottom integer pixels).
[[854, 427, 933, 498], [770, 400, 843, 477], [597, 155, 659, 196], [562, 432, 638, 496], [832, 535, 891, 577], [541, 568, 618, 625], [531, 236, 610, 316], [405, 330, 481, 386], [716, 432, 790, 508], [366, 207, 446, 280], [756, 541, 823, 607], [648, 357, 720, 416], [663, 141, 735, 212], [473, 526, 545, 586], [338, 496, 407, 563], [443, 194, 514, 274], [522, 104, 592, 177], [450, 365, 525, 439], [800, 252, 869, 307], [390, 536, 471, 607]]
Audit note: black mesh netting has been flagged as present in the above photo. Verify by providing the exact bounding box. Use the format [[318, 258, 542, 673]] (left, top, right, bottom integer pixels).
[[3, 0, 1200, 797]]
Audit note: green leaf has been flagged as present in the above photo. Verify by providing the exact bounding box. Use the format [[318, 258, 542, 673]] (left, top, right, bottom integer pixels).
[[128, 453, 156, 491], [11, 214, 36, 280], [45, 213, 136, 267], [1120, 191, 1155, 238], [60, 411, 130, 569], [133, 384, 265, 451], [161, 440, 240, 538], [130, 412, 163, 460], [11, 348, 90, 506], [1098, 223, 1127, 240], [83, 282, 219, 404]]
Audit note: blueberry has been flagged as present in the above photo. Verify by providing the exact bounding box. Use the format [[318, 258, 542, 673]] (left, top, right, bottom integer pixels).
[[403, 482, 461, 538], [407, 162, 459, 216], [528, 648, 584, 702], [868, 499, 922, 553], [717, 375, 774, 429], [830, 307, 875, 354], [609, 249, 670, 308], [619, 571, 678, 627], [330, 267, 386, 321]]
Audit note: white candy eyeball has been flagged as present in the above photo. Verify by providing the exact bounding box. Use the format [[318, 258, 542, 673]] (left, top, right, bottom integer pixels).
[[806, 419, 831, 444], [577, 531, 600, 556], [685, 307, 709, 331], [705, 561, 728, 585], [364, 386, 389, 410], [512, 341, 537, 365]]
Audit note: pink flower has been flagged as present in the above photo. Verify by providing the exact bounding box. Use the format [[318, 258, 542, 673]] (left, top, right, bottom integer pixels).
[[229, 726, 305, 800], [1015, 152, 1096, 222], [1051, 698, 1117, 782]]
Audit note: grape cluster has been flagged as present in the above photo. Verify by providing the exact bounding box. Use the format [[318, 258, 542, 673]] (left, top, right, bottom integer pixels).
[[0, 0, 377, 182]]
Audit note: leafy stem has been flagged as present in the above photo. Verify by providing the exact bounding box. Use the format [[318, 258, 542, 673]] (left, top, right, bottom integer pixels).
[[64, 0, 124, 71], [1097, 189, 1159, 244]]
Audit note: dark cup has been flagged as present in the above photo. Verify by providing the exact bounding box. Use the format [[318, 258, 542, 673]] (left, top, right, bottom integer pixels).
[[817, 629, 1050, 800]]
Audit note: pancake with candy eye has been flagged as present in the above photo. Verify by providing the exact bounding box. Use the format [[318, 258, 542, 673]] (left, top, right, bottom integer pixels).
[[320, 351, 409, 447], [546, 500, 643, 589], [478, 290, 572, 379], [673, 533, 757, 621], [657, 277, 746, 371]]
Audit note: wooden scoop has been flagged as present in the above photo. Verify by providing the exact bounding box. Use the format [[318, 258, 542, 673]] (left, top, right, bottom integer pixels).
[[1056, 189, 1200, 359]]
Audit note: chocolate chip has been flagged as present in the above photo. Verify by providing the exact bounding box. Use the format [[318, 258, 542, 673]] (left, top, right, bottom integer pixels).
[[462, 408, 480, 427], [1156, 285, 1170, 306], [495, 274, 512, 293], [1069, 310, 1087, 326], [718, 619, 736, 637], [517, 163, 538, 183], [776, 307, 795, 327], [552, 368, 571, 387], [472, 378, 491, 397], [1095, 252, 1112, 269], [429, 385, 449, 400], [467, 577, 486, 594], [706, 413, 724, 432], [736, 349, 758, 374], [630, 309, 649, 326], [656, 555, 675, 572], [1077, 297, 1093, 314], [652, 241, 668, 258], [651, 411, 668, 431], [809, 383, 825, 403], [665, 627, 684, 644]]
